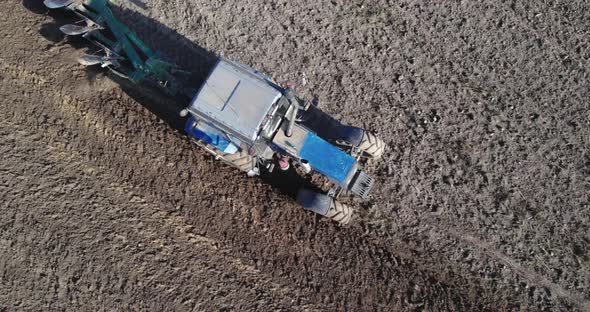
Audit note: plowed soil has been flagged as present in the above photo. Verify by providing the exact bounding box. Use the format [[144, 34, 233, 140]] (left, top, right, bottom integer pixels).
[[1, 0, 589, 311]]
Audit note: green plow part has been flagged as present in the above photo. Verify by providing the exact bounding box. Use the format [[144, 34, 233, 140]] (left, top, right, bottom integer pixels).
[[61, 0, 182, 95]]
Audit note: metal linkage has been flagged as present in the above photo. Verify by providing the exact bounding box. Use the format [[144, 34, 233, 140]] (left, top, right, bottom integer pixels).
[[48, 0, 184, 95]]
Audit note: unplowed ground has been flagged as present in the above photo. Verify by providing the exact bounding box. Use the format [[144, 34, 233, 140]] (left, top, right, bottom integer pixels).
[[1, 0, 589, 311]]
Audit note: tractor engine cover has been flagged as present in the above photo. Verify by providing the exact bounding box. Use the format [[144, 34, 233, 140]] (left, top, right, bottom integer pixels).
[[273, 123, 359, 187]]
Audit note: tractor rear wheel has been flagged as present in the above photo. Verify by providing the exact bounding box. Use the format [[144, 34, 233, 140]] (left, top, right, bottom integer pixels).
[[193, 139, 256, 173], [219, 149, 256, 173]]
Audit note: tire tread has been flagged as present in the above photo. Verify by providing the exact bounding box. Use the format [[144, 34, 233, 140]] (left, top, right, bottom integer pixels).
[[325, 200, 352, 225], [357, 132, 385, 159]]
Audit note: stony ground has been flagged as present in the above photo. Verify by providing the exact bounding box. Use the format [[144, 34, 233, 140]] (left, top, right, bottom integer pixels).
[[1, 0, 589, 311]]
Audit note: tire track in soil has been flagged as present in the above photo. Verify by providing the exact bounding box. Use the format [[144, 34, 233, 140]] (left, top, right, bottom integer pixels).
[[453, 231, 590, 312], [375, 2, 590, 308], [0, 117, 325, 311]]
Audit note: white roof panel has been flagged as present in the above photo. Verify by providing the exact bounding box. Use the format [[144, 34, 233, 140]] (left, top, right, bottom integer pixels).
[[189, 60, 282, 143]]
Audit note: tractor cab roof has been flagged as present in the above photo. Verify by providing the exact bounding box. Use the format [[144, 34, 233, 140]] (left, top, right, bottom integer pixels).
[[188, 60, 283, 144]]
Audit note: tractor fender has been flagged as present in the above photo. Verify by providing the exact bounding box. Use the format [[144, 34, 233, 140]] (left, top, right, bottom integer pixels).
[[185, 117, 239, 154]]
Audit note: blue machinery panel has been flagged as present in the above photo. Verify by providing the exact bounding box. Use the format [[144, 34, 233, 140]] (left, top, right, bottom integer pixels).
[[298, 132, 356, 185], [185, 117, 237, 153]]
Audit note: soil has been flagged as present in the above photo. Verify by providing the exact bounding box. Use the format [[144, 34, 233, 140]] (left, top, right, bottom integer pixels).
[[1, 0, 589, 311]]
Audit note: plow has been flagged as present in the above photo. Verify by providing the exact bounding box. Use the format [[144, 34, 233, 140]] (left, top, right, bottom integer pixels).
[[43, 0, 385, 224]]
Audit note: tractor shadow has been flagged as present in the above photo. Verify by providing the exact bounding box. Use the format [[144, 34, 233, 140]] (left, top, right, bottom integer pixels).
[[25, 1, 317, 201]]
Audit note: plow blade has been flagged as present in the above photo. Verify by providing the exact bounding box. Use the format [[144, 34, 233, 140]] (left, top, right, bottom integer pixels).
[[78, 55, 108, 66], [43, 0, 73, 9], [60, 24, 99, 36], [77, 55, 110, 67]]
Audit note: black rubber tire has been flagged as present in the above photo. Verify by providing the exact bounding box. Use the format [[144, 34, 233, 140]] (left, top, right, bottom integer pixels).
[[326, 200, 353, 225], [357, 131, 385, 160], [219, 149, 256, 173], [192, 139, 256, 173]]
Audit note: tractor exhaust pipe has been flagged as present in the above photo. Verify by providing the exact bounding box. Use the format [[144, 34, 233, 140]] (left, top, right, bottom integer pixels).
[[286, 104, 299, 137], [284, 88, 300, 137]]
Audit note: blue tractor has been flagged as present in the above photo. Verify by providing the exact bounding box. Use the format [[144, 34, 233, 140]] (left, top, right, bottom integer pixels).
[[44, 0, 385, 224]]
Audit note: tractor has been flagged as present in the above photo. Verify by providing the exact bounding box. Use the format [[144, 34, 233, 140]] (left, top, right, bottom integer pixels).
[[43, 0, 385, 224]]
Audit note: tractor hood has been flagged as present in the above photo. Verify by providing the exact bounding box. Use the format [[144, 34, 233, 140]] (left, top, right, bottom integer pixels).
[[272, 123, 374, 198]]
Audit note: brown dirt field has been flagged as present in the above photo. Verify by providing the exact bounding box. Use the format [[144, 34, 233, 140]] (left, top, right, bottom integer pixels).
[[1, 0, 589, 311]]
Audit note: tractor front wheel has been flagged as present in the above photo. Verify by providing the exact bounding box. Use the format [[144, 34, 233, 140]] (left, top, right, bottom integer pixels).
[[296, 188, 353, 225], [356, 131, 385, 160], [325, 200, 353, 225]]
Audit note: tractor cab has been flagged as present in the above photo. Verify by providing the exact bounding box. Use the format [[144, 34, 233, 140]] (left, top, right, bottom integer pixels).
[[185, 60, 285, 153]]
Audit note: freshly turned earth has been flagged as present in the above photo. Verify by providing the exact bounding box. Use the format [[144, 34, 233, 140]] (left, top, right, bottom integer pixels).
[[1, 0, 589, 311]]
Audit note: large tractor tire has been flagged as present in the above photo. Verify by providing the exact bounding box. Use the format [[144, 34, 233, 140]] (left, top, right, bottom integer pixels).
[[296, 188, 353, 225], [192, 139, 256, 173], [218, 149, 256, 173], [325, 200, 353, 225], [356, 131, 385, 160], [298, 105, 385, 160]]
